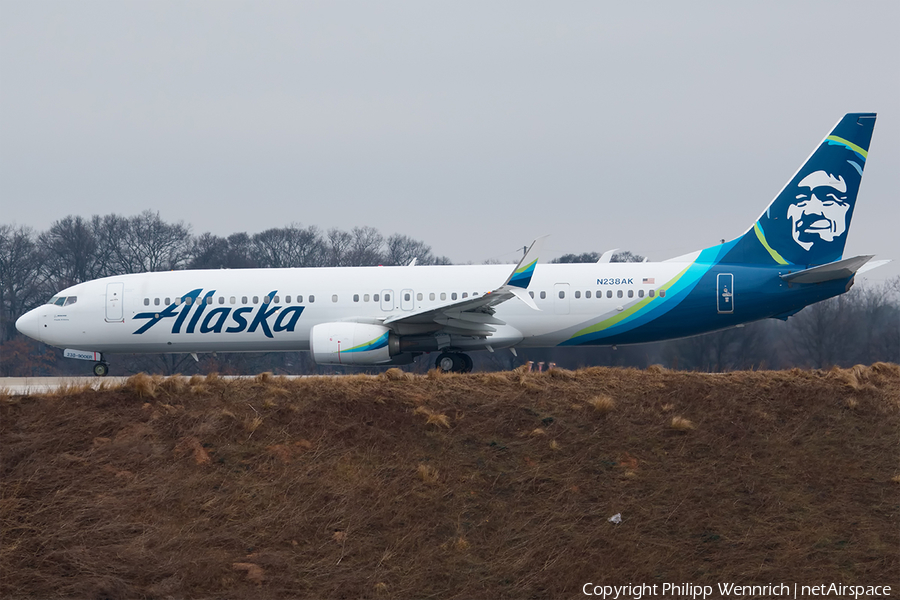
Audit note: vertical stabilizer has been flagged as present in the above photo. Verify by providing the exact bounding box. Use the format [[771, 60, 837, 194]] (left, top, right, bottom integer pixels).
[[719, 113, 876, 267]]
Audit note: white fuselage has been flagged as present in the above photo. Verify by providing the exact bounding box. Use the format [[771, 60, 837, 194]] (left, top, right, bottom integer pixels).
[[22, 262, 690, 355]]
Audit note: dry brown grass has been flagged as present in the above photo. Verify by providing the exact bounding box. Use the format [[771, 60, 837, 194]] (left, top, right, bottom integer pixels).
[[589, 394, 616, 413], [1, 365, 898, 599], [670, 415, 695, 431]]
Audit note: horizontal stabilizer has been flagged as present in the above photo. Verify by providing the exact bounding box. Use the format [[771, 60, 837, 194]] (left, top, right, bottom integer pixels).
[[857, 259, 892, 276], [779, 255, 873, 284]]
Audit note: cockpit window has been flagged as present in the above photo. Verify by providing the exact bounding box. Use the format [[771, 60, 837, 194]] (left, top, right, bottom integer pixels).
[[64, 296, 77, 306], [47, 296, 59, 305], [54, 297, 66, 306]]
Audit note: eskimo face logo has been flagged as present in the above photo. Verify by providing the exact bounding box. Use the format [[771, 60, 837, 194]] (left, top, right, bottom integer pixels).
[[787, 170, 851, 251]]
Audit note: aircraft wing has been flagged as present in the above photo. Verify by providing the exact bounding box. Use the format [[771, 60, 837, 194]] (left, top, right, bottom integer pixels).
[[382, 237, 545, 337]]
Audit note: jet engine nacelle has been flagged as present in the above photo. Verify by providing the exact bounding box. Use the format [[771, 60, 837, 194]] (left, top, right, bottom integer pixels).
[[309, 322, 399, 365]]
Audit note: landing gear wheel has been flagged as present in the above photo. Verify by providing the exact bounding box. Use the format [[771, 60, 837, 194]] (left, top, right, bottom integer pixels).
[[436, 352, 459, 373], [93, 362, 109, 377], [435, 352, 473, 373]]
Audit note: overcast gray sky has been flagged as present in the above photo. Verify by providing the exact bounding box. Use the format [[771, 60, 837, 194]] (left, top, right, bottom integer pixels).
[[2, 1, 897, 280]]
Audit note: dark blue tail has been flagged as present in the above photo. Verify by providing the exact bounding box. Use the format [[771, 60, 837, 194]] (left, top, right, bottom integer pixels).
[[720, 113, 876, 267]]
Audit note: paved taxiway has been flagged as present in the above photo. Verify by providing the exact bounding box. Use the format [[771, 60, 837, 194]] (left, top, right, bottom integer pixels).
[[0, 375, 321, 395]]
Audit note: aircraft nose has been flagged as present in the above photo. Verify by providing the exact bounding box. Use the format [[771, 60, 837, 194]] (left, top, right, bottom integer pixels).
[[15, 309, 43, 342]]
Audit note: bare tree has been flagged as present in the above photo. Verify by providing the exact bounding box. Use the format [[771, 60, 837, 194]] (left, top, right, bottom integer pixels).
[[250, 224, 325, 268], [345, 226, 384, 266], [663, 321, 773, 372], [551, 250, 645, 263], [0, 225, 45, 341], [110, 211, 192, 273], [552, 252, 601, 264], [384, 233, 436, 266], [783, 292, 859, 368], [38, 216, 102, 289], [324, 228, 354, 267], [611, 251, 645, 263], [188, 232, 230, 269]]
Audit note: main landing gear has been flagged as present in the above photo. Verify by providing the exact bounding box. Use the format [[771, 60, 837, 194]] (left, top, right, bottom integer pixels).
[[435, 352, 473, 373], [93, 362, 109, 377]]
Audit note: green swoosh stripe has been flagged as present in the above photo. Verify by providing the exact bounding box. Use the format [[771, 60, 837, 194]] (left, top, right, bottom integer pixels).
[[754, 222, 789, 265]]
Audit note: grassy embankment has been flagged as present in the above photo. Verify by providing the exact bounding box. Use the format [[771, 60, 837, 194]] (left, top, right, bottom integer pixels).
[[2, 365, 898, 599]]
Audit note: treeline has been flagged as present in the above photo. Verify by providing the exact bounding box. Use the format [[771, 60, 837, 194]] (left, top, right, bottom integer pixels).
[[0, 212, 449, 342], [1, 212, 898, 375]]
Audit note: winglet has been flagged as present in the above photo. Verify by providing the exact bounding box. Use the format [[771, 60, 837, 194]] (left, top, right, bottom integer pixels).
[[597, 248, 619, 263], [503, 236, 547, 289]]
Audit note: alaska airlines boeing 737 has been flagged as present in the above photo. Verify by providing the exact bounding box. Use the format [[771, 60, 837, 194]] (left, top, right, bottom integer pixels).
[[15, 113, 890, 375]]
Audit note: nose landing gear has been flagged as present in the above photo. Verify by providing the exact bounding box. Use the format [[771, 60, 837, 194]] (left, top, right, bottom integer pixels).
[[93, 362, 109, 377], [435, 352, 473, 373]]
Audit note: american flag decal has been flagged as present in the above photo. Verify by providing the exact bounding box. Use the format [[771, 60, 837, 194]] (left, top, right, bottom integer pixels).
[[643, 278, 655, 284]]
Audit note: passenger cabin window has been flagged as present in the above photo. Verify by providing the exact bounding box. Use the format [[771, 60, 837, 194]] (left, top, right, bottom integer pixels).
[[332, 295, 338, 303], [529, 291, 534, 298], [263, 296, 270, 304], [649, 290, 655, 298], [383, 294, 389, 302], [165, 297, 170, 305], [309, 295, 315, 302], [242, 296, 248, 304], [586, 291, 591, 298], [218, 297, 225, 304], [607, 290, 613, 298], [417, 293, 423, 301], [144, 298, 150, 306], [440, 293, 446, 300], [253, 296, 259, 304], [206, 296, 213, 305], [638, 290, 644, 298], [364, 294, 370, 302], [298, 295, 304, 302], [185, 297, 193, 306], [659, 289, 666, 298], [451, 292, 457, 300], [274, 296, 280, 303], [230, 296, 236, 304], [540, 291, 546, 299], [617, 290, 623, 298], [462, 292, 468, 298], [575, 291, 581, 299], [353, 294, 360, 302], [373, 294, 379, 302], [628, 290, 634, 298], [404, 293, 411, 301], [286, 295, 292, 303], [429, 293, 435, 300], [559, 291, 565, 299]]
